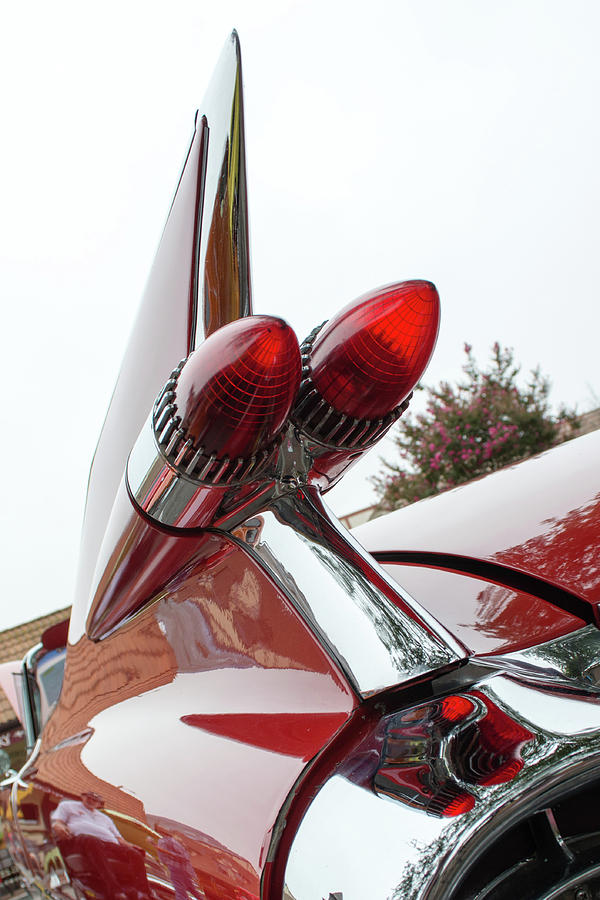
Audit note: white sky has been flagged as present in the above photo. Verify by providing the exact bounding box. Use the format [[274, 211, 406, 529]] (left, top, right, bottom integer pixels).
[[1, 0, 599, 630]]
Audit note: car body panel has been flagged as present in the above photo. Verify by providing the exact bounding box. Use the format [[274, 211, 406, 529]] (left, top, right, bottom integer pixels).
[[379, 563, 586, 656], [357, 430, 600, 628], [73, 32, 252, 641], [282, 653, 600, 900], [9, 533, 355, 899]]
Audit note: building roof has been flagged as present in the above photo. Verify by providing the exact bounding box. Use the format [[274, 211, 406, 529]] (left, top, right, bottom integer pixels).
[[0, 606, 71, 729]]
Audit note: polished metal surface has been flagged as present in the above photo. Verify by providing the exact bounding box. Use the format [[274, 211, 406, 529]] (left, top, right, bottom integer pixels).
[[126, 410, 276, 530], [126, 412, 201, 524], [236, 489, 462, 696], [475, 624, 600, 695], [128, 404, 463, 690], [21, 643, 43, 752], [293, 323, 411, 450], [283, 639, 600, 899], [195, 30, 252, 343], [128, 418, 463, 694]]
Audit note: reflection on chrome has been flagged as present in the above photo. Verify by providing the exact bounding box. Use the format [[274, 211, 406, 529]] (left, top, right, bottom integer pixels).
[[372, 691, 533, 817], [238, 489, 461, 696], [283, 632, 600, 899], [476, 624, 600, 695], [127, 413, 222, 526], [194, 31, 252, 344]]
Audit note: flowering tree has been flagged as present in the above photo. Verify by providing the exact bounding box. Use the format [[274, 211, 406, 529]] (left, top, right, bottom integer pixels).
[[373, 342, 579, 510]]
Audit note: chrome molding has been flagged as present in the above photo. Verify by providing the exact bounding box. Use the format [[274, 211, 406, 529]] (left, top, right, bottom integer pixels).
[[129, 397, 464, 691], [475, 624, 600, 696], [21, 643, 43, 753], [232, 488, 463, 696], [126, 408, 277, 530], [194, 30, 252, 344], [282, 647, 600, 899]]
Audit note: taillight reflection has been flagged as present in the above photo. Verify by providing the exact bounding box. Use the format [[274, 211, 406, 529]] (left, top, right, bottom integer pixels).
[[373, 692, 533, 817]]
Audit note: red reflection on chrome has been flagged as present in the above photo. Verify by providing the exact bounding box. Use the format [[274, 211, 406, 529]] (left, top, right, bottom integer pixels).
[[310, 280, 440, 420], [440, 694, 476, 723], [441, 792, 476, 817], [463, 691, 534, 787], [175, 316, 301, 459], [181, 712, 348, 761], [374, 691, 532, 818]]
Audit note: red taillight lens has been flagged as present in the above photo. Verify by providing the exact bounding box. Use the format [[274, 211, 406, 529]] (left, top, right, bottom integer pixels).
[[155, 316, 301, 482], [309, 280, 439, 421], [176, 316, 300, 457], [439, 791, 476, 817]]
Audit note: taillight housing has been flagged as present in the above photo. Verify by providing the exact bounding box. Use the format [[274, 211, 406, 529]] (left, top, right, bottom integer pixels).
[[126, 315, 301, 530], [155, 315, 301, 484], [294, 280, 439, 449], [372, 692, 533, 817]]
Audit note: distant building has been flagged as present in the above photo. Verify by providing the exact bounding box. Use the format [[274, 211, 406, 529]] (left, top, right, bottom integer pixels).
[[0, 607, 70, 771]]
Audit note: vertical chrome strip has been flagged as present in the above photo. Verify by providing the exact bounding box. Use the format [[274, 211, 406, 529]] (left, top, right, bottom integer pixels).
[[231, 488, 463, 696]]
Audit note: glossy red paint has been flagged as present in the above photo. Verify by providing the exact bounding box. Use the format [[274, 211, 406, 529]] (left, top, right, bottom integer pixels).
[[380, 564, 586, 655], [181, 712, 349, 761], [310, 280, 440, 419], [41, 618, 69, 650], [85, 483, 226, 639], [16, 535, 356, 899], [73, 117, 209, 629], [10, 28, 598, 900], [175, 315, 301, 458], [356, 431, 600, 635]]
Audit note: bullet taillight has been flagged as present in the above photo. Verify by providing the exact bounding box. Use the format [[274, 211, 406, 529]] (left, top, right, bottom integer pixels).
[[294, 280, 439, 449], [155, 315, 301, 484]]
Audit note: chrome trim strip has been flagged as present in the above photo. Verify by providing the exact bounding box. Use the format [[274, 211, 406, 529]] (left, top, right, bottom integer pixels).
[[475, 624, 600, 695], [195, 31, 252, 343], [235, 488, 462, 696], [126, 414, 203, 526], [21, 642, 43, 752]]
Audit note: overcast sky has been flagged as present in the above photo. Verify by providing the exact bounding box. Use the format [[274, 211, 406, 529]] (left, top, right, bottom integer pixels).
[[2, 0, 599, 630]]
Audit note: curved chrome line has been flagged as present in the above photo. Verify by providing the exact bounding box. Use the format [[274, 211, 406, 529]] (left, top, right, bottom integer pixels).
[[475, 624, 600, 696], [21, 643, 43, 752], [195, 31, 252, 344], [188, 113, 208, 352], [126, 412, 278, 530], [233, 487, 463, 696]]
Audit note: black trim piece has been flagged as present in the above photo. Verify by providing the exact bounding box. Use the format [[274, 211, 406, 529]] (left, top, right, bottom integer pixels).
[[371, 550, 596, 626]]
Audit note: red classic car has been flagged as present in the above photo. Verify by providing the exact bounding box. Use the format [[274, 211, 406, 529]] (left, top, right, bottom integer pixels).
[[2, 31, 600, 900]]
